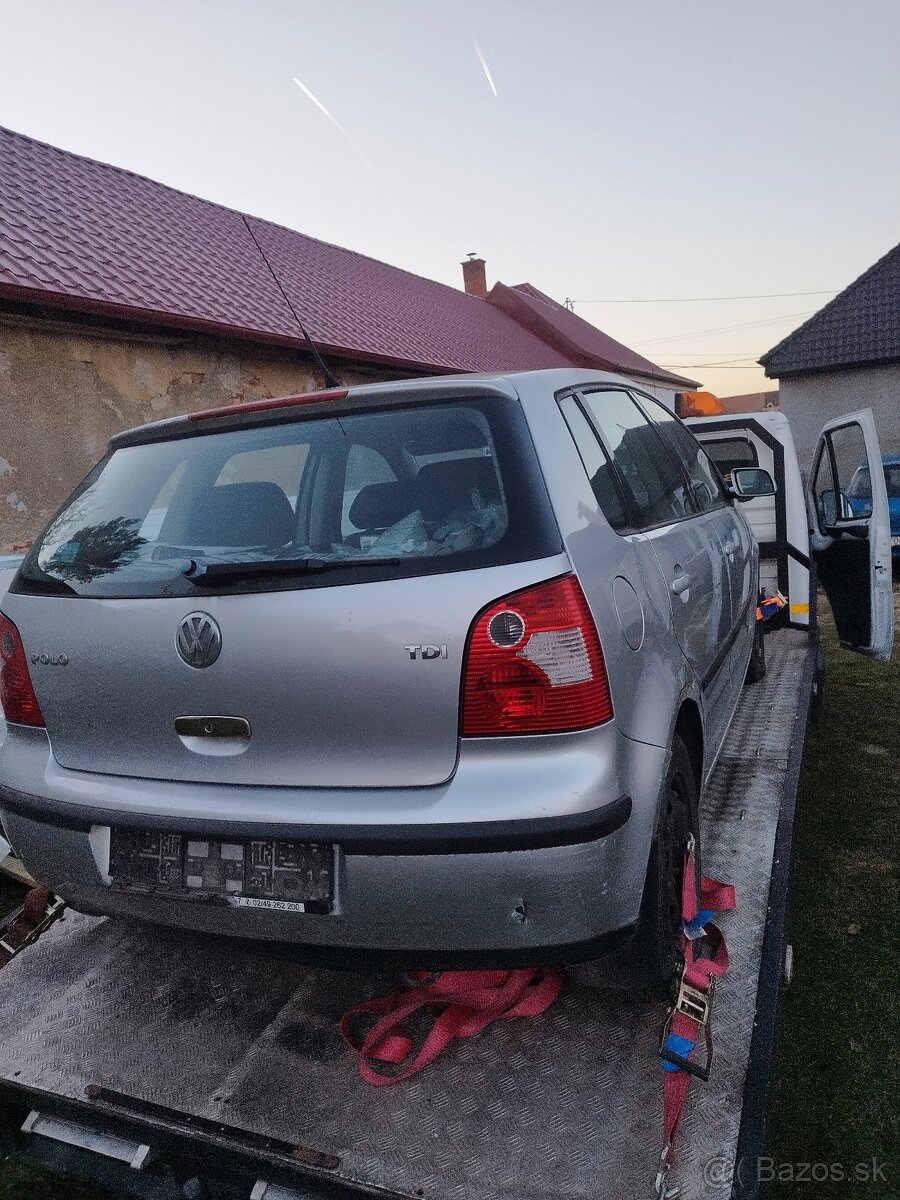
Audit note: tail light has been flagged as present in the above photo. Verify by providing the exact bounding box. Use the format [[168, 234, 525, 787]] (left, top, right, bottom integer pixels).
[[0, 613, 44, 727], [461, 575, 613, 735]]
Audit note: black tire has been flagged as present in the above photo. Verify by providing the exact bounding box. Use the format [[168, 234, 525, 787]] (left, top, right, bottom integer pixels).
[[745, 617, 767, 684], [629, 734, 696, 996]]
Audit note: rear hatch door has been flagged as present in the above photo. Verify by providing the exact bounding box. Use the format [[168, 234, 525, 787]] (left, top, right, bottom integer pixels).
[[6, 391, 563, 787]]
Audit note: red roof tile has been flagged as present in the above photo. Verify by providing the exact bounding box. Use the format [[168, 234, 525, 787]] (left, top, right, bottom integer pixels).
[[490, 282, 694, 388], [0, 125, 689, 384]]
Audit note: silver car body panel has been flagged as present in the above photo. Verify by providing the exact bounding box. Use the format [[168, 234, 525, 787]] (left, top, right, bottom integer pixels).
[[4, 554, 572, 790], [0, 368, 759, 954]]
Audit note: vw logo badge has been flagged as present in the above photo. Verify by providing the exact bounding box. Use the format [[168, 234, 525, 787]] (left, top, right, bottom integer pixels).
[[176, 612, 222, 669]]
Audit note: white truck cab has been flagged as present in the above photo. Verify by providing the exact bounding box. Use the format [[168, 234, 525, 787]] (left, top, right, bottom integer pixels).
[[686, 404, 893, 662]]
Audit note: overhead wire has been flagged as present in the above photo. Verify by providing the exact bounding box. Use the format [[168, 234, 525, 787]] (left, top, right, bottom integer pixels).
[[570, 289, 837, 304], [633, 310, 814, 347]]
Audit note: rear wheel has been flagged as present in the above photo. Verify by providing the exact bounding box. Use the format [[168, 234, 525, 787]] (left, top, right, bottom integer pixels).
[[745, 617, 767, 684], [630, 734, 695, 995]]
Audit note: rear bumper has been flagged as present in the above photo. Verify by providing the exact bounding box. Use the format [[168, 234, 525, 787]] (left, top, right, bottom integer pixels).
[[0, 785, 632, 853], [0, 725, 668, 964], [1, 797, 642, 967]]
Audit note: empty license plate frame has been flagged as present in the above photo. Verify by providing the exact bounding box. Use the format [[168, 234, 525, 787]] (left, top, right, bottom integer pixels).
[[108, 828, 334, 912]]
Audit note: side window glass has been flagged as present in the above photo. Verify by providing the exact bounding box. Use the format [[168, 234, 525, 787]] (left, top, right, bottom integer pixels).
[[138, 460, 187, 540], [699, 437, 758, 482], [559, 396, 628, 530], [341, 446, 397, 537], [580, 390, 690, 527], [215, 443, 309, 509], [635, 395, 726, 513]]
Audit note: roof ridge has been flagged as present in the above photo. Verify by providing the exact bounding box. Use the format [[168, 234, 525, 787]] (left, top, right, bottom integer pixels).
[[0, 124, 487, 309], [761, 239, 900, 367]]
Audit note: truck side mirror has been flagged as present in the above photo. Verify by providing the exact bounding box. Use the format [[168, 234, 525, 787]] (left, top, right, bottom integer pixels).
[[729, 467, 775, 500], [818, 488, 866, 529]]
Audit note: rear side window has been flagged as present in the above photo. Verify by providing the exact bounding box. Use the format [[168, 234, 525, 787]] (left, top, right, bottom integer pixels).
[[635, 395, 727, 513], [580, 390, 690, 527], [17, 397, 561, 599], [559, 396, 629, 530]]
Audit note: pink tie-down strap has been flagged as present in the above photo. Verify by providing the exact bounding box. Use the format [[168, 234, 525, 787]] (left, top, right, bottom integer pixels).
[[340, 966, 564, 1086]]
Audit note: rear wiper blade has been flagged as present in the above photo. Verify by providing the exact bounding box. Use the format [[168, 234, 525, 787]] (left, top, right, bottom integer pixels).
[[182, 556, 401, 584]]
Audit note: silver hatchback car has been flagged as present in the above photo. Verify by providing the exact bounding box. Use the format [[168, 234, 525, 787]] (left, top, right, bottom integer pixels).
[[0, 370, 762, 983]]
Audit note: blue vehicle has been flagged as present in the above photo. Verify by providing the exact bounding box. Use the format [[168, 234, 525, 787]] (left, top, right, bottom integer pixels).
[[847, 455, 900, 556]]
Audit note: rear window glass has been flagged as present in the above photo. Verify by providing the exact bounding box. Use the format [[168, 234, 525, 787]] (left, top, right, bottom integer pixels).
[[17, 397, 561, 598]]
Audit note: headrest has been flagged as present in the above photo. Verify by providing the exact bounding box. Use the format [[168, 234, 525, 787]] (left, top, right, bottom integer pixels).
[[191, 482, 294, 547], [415, 458, 500, 521], [348, 480, 418, 530]]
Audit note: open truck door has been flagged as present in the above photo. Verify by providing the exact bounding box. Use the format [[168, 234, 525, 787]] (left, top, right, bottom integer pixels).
[[807, 409, 894, 660]]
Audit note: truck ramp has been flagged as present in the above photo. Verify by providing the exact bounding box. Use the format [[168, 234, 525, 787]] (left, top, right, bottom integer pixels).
[[0, 629, 812, 1200]]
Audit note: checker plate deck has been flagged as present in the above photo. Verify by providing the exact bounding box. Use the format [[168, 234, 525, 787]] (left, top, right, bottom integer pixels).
[[0, 630, 811, 1200]]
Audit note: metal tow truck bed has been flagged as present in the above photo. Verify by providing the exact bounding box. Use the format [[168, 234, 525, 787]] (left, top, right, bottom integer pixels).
[[0, 629, 813, 1200]]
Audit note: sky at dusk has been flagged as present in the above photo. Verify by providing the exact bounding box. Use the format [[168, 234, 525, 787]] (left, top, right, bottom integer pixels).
[[2, 0, 899, 396]]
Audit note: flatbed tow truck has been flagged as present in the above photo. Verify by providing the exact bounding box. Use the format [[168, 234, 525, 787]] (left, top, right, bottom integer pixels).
[[0, 409, 891, 1200]]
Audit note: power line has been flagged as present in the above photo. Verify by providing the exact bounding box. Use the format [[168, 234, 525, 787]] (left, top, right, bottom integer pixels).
[[662, 359, 762, 367], [571, 289, 837, 304], [634, 310, 814, 347]]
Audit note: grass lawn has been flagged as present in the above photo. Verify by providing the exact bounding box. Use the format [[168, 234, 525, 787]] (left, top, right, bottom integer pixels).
[[0, 597, 895, 1197], [766, 591, 900, 1197]]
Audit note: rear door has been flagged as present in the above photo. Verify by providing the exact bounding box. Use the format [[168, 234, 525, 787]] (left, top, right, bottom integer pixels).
[[632, 394, 755, 698], [807, 410, 893, 660], [578, 389, 734, 748]]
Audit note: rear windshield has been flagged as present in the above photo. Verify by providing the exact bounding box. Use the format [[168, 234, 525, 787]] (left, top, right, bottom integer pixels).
[[16, 397, 560, 598]]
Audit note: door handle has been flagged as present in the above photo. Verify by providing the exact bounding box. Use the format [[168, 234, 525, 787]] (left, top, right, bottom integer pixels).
[[671, 572, 691, 596]]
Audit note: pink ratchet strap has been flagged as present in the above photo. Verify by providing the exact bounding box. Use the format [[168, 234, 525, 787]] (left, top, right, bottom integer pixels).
[[656, 835, 736, 1197]]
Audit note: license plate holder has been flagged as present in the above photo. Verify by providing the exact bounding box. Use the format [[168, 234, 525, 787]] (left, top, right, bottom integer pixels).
[[108, 829, 334, 912]]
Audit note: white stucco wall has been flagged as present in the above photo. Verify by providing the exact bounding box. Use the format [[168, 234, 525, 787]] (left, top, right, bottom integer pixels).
[[777, 363, 900, 470], [625, 375, 682, 411]]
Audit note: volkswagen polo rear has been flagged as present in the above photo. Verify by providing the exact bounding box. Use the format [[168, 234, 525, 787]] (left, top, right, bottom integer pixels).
[[0, 373, 664, 965]]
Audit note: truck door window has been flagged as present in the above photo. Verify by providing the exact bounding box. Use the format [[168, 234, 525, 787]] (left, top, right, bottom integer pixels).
[[813, 422, 872, 528], [700, 437, 758, 480], [559, 396, 629, 530], [580, 389, 690, 528]]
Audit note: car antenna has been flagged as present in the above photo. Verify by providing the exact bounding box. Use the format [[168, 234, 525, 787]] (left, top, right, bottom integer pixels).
[[241, 213, 342, 390]]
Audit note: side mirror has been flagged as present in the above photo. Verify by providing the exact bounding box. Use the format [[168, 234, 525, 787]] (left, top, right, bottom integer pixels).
[[818, 488, 867, 528], [729, 467, 775, 500]]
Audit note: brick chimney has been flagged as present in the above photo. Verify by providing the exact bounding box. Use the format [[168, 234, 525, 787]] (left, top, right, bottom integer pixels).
[[461, 253, 487, 299]]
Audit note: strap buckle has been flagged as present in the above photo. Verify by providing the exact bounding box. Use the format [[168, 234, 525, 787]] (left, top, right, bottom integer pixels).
[[0, 893, 66, 964], [659, 964, 715, 1082], [653, 1143, 682, 1199]]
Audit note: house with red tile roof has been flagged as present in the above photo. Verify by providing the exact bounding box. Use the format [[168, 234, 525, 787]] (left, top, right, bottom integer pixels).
[[0, 125, 693, 547]]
